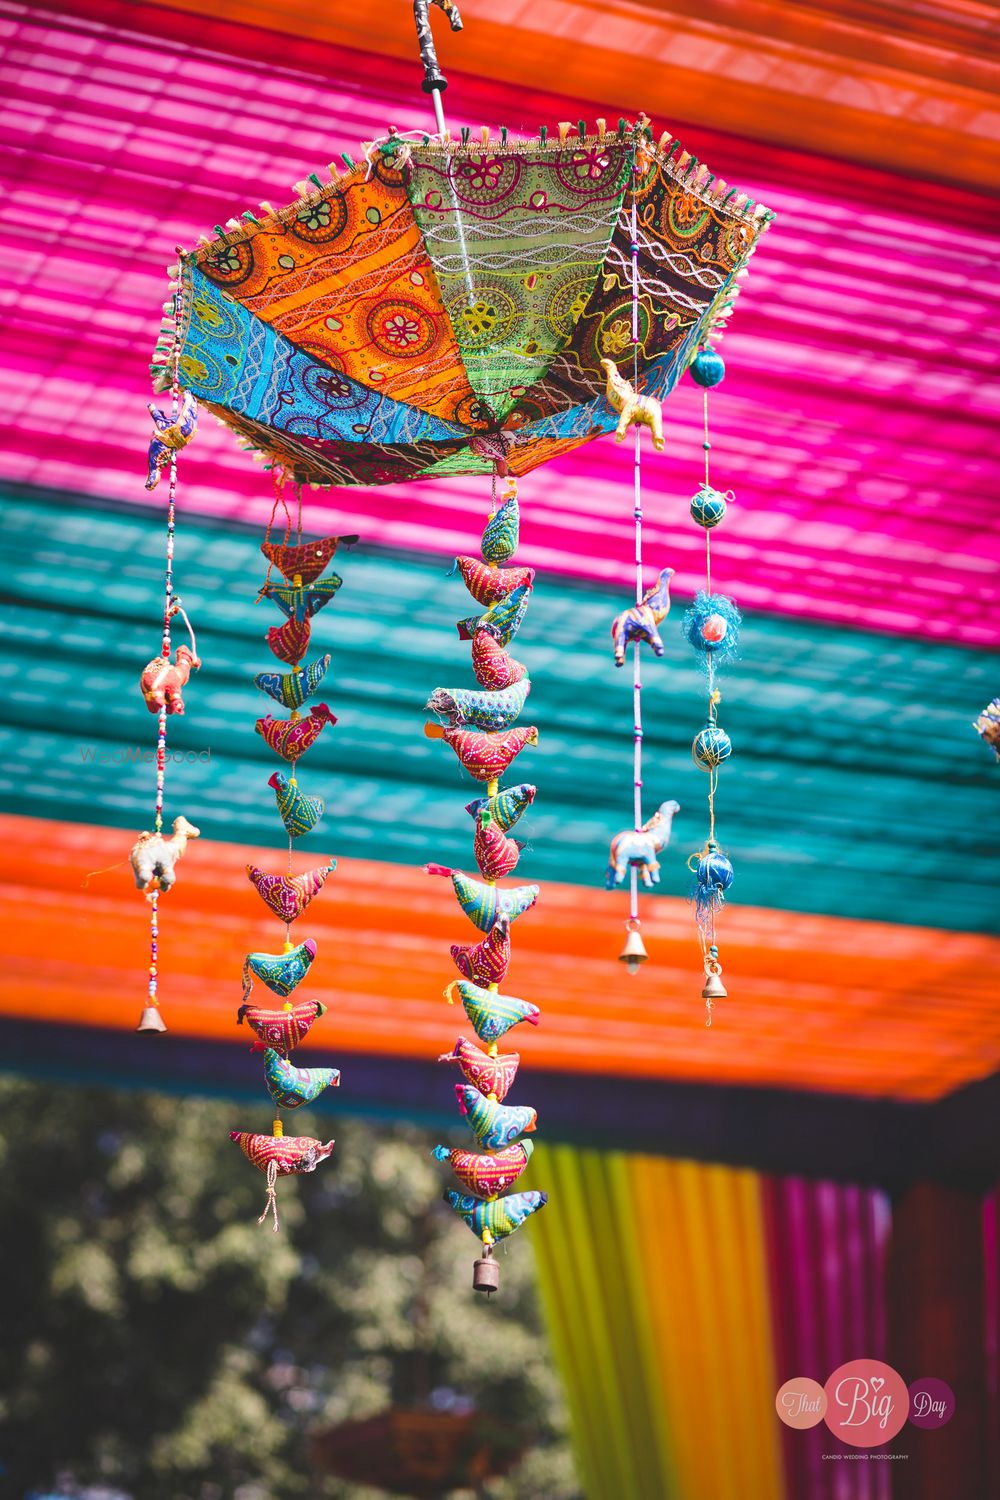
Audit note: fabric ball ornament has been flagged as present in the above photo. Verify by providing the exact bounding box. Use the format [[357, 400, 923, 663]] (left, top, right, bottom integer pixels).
[[480, 493, 520, 564], [689, 347, 726, 387], [247, 862, 334, 923], [433, 1140, 533, 1197], [237, 998, 326, 1052], [426, 678, 530, 732], [457, 584, 531, 646], [424, 723, 538, 782], [692, 723, 732, 770], [455, 1084, 537, 1149], [682, 591, 742, 666], [450, 556, 535, 606], [698, 848, 735, 893], [242, 940, 318, 999], [439, 1036, 519, 1100], [268, 770, 324, 838], [263, 1048, 340, 1108], [427, 868, 539, 931], [260, 533, 358, 584], [690, 485, 728, 529], [255, 703, 336, 761], [444, 1189, 548, 1243], [447, 979, 540, 1044], [470, 630, 527, 690], [266, 618, 311, 665]]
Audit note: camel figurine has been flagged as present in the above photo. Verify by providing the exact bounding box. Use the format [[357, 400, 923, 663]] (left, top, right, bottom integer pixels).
[[600, 359, 665, 452], [140, 644, 200, 714], [130, 815, 200, 898], [145, 391, 199, 490], [611, 567, 675, 667], [606, 800, 680, 889]]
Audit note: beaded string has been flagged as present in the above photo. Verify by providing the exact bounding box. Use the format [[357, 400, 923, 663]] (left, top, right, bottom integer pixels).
[[700, 388, 721, 1025], [628, 167, 643, 934], [147, 274, 184, 1022]]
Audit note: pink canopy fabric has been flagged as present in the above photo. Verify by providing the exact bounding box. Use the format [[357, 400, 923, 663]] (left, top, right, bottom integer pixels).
[[1, 3, 998, 644]]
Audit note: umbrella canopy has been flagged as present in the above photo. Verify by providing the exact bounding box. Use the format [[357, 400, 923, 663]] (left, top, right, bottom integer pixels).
[[154, 126, 771, 485]]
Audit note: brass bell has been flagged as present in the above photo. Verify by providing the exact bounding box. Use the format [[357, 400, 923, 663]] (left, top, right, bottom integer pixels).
[[701, 968, 727, 1001], [619, 925, 648, 976], [473, 1249, 500, 1295], [136, 1005, 167, 1034]]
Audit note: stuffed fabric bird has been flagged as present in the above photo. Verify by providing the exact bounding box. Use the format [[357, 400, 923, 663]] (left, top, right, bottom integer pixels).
[[247, 862, 334, 923], [465, 784, 535, 833], [450, 914, 511, 986], [242, 940, 317, 999], [424, 723, 538, 781], [263, 1048, 340, 1108], [426, 678, 530, 732], [433, 1139, 533, 1197], [238, 998, 327, 1053], [470, 630, 527, 690], [481, 494, 519, 564], [447, 980, 540, 1044], [259, 576, 343, 622], [457, 584, 531, 646], [428, 868, 539, 931], [439, 1036, 519, 1100], [451, 556, 535, 606], [255, 703, 336, 761], [229, 1130, 335, 1174], [268, 770, 325, 839], [266, 618, 312, 665], [254, 655, 331, 709], [444, 1189, 547, 1242], [261, 533, 358, 584], [473, 816, 523, 879], [455, 1084, 537, 1148]]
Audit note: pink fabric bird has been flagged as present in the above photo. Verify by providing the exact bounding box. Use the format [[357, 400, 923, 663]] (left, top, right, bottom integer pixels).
[[450, 913, 511, 986], [451, 556, 535, 606], [470, 630, 527, 691], [424, 723, 538, 782], [439, 1036, 519, 1101], [473, 816, 523, 879], [255, 704, 336, 761]]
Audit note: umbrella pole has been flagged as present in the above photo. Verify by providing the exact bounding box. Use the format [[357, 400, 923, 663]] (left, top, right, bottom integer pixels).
[[412, 1, 476, 307]]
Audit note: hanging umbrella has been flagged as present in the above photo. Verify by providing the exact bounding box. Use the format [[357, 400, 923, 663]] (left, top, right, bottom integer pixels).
[[151, 10, 771, 487]]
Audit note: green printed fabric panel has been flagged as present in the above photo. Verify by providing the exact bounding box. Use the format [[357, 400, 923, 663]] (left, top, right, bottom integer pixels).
[[406, 143, 631, 420]]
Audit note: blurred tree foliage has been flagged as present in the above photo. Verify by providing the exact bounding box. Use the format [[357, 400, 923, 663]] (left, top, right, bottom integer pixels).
[[0, 1078, 577, 1500]]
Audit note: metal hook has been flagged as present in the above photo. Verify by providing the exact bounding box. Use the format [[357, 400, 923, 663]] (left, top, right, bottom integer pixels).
[[413, 0, 463, 97]]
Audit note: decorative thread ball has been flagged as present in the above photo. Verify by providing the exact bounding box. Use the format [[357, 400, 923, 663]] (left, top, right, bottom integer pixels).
[[690, 347, 726, 388], [697, 850, 734, 891], [701, 614, 729, 644], [690, 486, 728, 529], [692, 724, 732, 770]]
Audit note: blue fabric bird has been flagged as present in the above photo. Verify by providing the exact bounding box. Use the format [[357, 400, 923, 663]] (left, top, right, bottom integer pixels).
[[263, 1048, 340, 1109], [268, 770, 325, 838], [255, 654, 331, 709]]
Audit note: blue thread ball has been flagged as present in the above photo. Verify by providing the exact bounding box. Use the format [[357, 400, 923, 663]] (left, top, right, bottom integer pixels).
[[690, 347, 726, 388], [690, 485, 728, 529], [697, 849, 734, 891], [692, 724, 732, 770]]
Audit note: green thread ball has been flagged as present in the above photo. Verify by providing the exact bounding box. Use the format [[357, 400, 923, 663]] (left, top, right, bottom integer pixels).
[[690, 486, 728, 529], [692, 723, 732, 770]]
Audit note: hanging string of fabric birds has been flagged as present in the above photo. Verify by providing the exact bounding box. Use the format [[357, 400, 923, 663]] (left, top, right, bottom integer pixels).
[[228, 495, 353, 1229], [426, 474, 548, 1294], [133, 280, 201, 1035], [685, 347, 740, 1024]]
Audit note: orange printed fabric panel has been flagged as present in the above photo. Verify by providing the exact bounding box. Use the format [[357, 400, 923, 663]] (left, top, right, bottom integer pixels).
[[190, 158, 479, 427]]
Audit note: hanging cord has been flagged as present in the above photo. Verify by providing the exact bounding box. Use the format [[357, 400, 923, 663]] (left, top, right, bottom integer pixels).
[[257, 1158, 280, 1232], [702, 389, 718, 1023], [628, 168, 643, 928]]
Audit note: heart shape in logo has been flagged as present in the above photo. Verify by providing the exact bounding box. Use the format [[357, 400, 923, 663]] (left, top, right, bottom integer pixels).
[[870, 1377, 884, 1392]]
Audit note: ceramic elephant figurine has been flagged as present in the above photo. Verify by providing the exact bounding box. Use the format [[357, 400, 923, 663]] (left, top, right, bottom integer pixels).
[[145, 391, 199, 490], [611, 568, 675, 667], [140, 644, 200, 715], [606, 800, 680, 889]]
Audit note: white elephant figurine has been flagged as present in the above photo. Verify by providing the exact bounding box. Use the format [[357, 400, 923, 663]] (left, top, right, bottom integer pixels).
[[130, 815, 200, 898], [606, 800, 680, 889]]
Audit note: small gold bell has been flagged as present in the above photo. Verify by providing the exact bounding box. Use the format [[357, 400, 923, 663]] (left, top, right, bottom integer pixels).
[[619, 924, 648, 976], [701, 969, 727, 1001], [136, 1005, 167, 1033]]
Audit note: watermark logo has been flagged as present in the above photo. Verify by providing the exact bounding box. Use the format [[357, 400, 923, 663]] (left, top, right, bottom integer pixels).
[[775, 1377, 827, 1430], [823, 1360, 909, 1446], [78, 745, 211, 765], [907, 1377, 955, 1430]]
